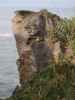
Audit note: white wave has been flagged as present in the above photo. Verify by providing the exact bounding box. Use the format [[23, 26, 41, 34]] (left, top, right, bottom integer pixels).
[[0, 34, 13, 37]]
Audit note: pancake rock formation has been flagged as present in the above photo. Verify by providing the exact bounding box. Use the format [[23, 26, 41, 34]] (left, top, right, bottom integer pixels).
[[12, 10, 75, 86]]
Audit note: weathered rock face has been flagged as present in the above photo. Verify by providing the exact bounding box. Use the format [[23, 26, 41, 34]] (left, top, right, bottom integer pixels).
[[12, 10, 61, 85]]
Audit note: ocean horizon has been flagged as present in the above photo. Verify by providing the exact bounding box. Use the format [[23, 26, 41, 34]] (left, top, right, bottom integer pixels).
[[0, 35, 19, 98]]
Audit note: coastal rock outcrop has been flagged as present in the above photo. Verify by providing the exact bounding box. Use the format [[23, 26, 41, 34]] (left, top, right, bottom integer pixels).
[[5, 9, 75, 100], [12, 10, 61, 85], [12, 10, 75, 86]]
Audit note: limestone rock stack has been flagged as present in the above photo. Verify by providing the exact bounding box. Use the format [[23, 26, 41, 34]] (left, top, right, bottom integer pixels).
[[12, 10, 61, 86]]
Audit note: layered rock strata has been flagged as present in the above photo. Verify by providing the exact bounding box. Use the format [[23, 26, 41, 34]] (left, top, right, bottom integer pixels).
[[12, 10, 74, 86]]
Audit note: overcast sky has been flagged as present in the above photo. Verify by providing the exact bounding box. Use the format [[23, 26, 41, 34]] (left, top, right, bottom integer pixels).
[[0, 0, 75, 35], [0, 0, 75, 8]]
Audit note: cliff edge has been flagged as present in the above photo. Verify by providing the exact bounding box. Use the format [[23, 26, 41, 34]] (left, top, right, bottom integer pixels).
[[6, 9, 75, 100]]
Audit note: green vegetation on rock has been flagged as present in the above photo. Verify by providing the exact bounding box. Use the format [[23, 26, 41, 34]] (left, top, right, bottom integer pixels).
[[6, 62, 75, 100], [6, 10, 75, 100]]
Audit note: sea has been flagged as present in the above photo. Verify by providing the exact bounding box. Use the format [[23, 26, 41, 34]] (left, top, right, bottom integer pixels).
[[0, 35, 19, 98]]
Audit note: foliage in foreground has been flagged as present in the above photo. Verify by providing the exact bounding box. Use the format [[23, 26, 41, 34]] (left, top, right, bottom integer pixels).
[[6, 62, 75, 100]]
